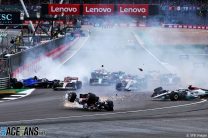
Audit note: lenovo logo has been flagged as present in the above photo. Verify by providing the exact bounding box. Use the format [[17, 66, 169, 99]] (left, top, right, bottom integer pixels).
[[120, 7, 146, 13], [48, 4, 80, 15], [50, 6, 77, 13], [83, 4, 114, 15], [85, 7, 112, 13], [118, 4, 149, 16]]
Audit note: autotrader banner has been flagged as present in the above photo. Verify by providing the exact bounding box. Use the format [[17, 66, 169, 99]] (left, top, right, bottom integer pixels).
[[83, 4, 114, 15], [117, 4, 149, 16], [0, 12, 21, 24], [48, 4, 80, 15]]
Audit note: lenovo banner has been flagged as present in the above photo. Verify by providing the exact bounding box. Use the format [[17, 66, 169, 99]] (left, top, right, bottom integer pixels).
[[0, 12, 21, 24], [117, 4, 149, 16], [48, 4, 80, 15], [83, 4, 114, 15]]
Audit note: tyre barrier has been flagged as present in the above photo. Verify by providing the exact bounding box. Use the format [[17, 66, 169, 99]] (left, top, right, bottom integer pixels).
[[0, 77, 10, 90]]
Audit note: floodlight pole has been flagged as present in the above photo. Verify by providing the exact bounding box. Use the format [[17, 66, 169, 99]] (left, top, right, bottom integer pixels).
[[19, 0, 35, 33]]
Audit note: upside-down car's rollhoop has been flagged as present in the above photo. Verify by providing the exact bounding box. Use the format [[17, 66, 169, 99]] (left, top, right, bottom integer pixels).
[[65, 92, 114, 111]]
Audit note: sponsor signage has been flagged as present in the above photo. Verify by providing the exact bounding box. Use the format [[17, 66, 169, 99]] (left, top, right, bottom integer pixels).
[[83, 4, 114, 15], [48, 4, 80, 15], [117, 4, 149, 16], [0, 12, 21, 24]]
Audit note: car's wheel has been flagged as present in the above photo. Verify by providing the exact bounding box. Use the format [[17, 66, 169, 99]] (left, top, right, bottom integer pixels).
[[170, 92, 179, 101], [13, 82, 23, 89], [105, 100, 114, 111], [89, 79, 94, 85], [70, 82, 77, 90], [76, 81, 82, 89], [116, 83, 123, 91], [67, 92, 77, 102]]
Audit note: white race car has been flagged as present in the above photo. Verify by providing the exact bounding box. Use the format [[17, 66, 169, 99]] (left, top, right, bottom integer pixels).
[[53, 77, 82, 91], [151, 85, 208, 101]]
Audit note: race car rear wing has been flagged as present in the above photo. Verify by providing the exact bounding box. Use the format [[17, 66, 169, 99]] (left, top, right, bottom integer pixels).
[[64, 77, 79, 82]]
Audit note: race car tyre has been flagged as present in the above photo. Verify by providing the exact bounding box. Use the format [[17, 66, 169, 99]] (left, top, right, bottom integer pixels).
[[68, 92, 77, 102], [170, 92, 179, 101], [89, 79, 94, 85], [13, 82, 23, 89], [105, 100, 114, 111], [71, 82, 77, 90], [76, 81, 82, 89], [86, 93, 99, 105], [116, 83, 123, 91]]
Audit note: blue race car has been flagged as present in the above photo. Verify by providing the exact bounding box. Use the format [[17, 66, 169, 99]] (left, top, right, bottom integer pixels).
[[22, 76, 59, 88]]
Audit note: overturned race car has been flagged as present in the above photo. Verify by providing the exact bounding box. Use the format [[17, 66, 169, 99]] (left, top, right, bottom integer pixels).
[[151, 85, 208, 101], [65, 92, 114, 111]]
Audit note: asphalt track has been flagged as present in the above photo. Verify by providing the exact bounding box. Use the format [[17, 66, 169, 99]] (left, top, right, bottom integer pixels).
[[0, 28, 208, 138]]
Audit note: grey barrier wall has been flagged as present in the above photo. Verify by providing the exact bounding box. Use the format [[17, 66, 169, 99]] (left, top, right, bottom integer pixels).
[[9, 35, 75, 74], [0, 77, 10, 89]]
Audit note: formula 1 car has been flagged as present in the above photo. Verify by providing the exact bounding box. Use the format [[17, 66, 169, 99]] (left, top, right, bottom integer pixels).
[[116, 75, 147, 91], [89, 69, 112, 86], [151, 85, 208, 101], [22, 76, 58, 88], [53, 76, 82, 91], [65, 92, 114, 111]]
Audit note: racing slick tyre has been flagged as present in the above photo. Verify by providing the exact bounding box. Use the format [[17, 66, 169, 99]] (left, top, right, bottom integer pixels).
[[116, 83, 123, 91], [76, 81, 82, 89], [105, 100, 114, 111], [68, 92, 77, 102], [70, 82, 77, 90], [13, 82, 23, 89], [86, 93, 99, 106], [170, 92, 180, 101]]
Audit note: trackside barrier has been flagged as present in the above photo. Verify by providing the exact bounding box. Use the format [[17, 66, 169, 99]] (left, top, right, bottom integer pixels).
[[162, 24, 208, 30], [0, 77, 10, 90], [11, 36, 79, 78]]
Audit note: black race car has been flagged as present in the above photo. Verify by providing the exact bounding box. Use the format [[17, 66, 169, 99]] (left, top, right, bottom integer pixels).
[[65, 92, 114, 111], [89, 69, 112, 85]]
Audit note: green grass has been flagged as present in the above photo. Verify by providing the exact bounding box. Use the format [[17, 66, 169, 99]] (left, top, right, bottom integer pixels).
[[0, 88, 31, 94]]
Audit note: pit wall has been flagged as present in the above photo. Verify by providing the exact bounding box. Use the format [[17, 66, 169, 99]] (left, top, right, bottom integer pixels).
[[11, 35, 79, 79]]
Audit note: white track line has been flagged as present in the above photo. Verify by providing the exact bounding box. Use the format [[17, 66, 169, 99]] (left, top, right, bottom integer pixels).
[[1, 99, 206, 124], [0, 89, 34, 103], [2, 97, 17, 100], [55, 36, 89, 70]]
